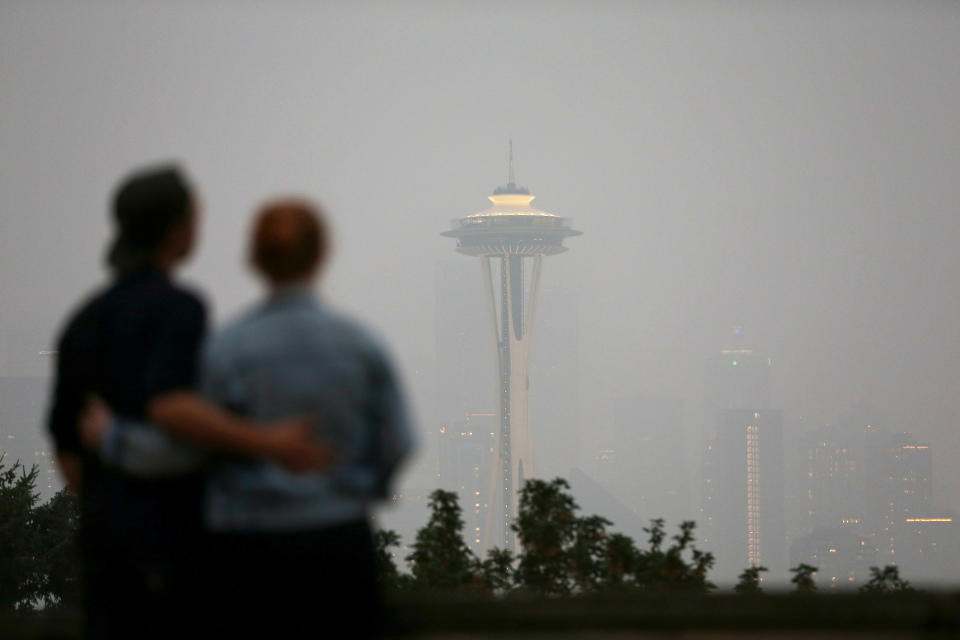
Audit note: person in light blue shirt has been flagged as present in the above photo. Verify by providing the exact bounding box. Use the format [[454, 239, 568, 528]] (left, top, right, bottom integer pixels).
[[92, 198, 414, 637], [200, 281, 412, 532]]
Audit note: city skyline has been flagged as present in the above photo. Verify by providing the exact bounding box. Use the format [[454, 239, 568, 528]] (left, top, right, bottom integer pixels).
[[3, 2, 960, 587]]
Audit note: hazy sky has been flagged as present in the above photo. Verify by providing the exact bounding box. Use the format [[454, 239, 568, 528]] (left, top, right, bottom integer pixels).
[[2, 2, 960, 510]]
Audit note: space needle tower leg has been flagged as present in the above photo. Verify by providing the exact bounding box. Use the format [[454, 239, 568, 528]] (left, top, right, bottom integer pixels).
[[506, 252, 539, 500], [480, 252, 542, 551], [480, 256, 508, 550]]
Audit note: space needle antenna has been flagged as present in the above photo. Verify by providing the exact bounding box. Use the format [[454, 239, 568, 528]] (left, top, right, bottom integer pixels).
[[508, 139, 515, 186]]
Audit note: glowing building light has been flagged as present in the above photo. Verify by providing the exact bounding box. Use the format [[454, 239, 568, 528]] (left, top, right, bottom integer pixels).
[[745, 423, 761, 568], [905, 518, 952, 523]]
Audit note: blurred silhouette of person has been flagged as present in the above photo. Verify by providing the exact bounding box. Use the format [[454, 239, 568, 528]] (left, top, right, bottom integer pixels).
[[47, 165, 330, 639], [86, 197, 415, 637]]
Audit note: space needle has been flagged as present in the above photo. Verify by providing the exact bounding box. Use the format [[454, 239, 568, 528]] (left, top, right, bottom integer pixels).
[[442, 144, 581, 549]]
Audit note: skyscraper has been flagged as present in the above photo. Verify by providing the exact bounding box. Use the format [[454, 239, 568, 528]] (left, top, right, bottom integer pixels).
[[442, 147, 581, 549], [437, 412, 497, 554], [700, 329, 785, 583], [706, 409, 786, 581], [703, 327, 771, 428], [864, 430, 933, 559], [803, 425, 861, 531]]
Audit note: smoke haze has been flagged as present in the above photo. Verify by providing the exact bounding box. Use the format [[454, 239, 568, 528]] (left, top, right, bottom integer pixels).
[[2, 1, 959, 583]]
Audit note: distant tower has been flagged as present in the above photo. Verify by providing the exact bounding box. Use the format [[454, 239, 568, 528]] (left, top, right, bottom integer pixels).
[[701, 328, 785, 583], [703, 327, 771, 430], [442, 144, 581, 549]]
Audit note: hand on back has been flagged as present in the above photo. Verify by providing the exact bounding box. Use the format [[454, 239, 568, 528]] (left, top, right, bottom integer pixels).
[[80, 396, 112, 451], [257, 418, 336, 473]]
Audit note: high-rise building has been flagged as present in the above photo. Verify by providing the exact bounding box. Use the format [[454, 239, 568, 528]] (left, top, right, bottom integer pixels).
[[703, 327, 771, 432], [895, 514, 960, 584], [864, 430, 933, 561], [442, 146, 581, 549], [705, 409, 786, 582], [857, 432, 960, 584], [803, 425, 861, 531], [795, 422, 954, 584], [700, 329, 784, 583], [437, 412, 497, 554]]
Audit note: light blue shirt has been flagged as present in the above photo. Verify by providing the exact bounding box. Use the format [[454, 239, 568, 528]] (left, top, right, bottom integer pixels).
[[100, 288, 415, 533]]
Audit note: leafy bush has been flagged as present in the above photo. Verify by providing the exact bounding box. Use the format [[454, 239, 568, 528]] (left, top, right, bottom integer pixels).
[[735, 565, 768, 595], [859, 565, 913, 595], [0, 455, 80, 611], [406, 489, 479, 591], [389, 478, 715, 597], [790, 563, 818, 594]]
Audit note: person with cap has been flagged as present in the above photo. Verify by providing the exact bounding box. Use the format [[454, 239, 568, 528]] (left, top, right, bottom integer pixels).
[[85, 197, 415, 637], [47, 164, 330, 638]]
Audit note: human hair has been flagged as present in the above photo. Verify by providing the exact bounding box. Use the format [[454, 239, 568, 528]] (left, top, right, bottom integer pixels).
[[250, 198, 329, 284], [106, 164, 193, 275]]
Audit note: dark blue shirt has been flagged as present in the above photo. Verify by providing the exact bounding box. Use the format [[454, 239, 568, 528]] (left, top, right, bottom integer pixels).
[[47, 269, 207, 551]]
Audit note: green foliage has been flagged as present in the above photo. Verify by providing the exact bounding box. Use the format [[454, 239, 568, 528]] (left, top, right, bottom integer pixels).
[[859, 565, 913, 595], [407, 489, 478, 590], [476, 547, 515, 596], [602, 533, 639, 591], [513, 478, 579, 596], [382, 478, 958, 601], [631, 519, 715, 594], [373, 528, 411, 591], [735, 565, 768, 596], [31, 489, 81, 608], [398, 478, 717, 597], [568, 514, 612, 593], [0, 456, 41, 611], [790, 563, 818, 594], [511, 478, 714, 597], [0, 455, 81, 611]]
